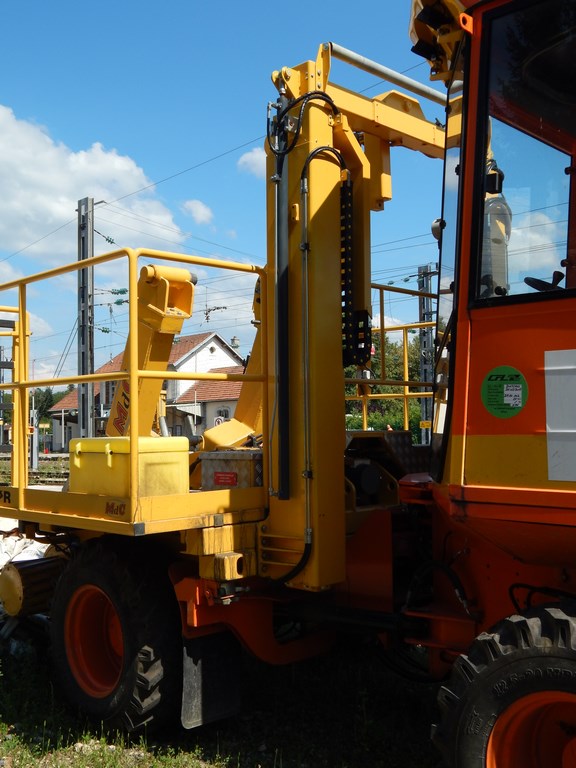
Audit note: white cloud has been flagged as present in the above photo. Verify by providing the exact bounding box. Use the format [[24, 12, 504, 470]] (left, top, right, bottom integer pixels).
[[508, 210, 564, 273], [28, 312, 53, 339], [370, 313, 407, 344], [0, 105, 185, 264], [182, 199, 214, 225], [371, 313, 405, 331], [237, 147, 266, 179], [0, 105, 195, 379], [0, 261, 24, 285]]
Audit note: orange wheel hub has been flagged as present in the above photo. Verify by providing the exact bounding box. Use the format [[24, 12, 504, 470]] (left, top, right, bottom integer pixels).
[[64, 584, 124, 698], [487, 691, 576, 768]]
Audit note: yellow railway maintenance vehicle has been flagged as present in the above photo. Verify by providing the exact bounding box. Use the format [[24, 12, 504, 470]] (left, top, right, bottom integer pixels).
[[0, 1, 574, 765]]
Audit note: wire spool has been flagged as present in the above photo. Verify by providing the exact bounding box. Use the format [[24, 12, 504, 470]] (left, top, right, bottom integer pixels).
[[0, 555, 68, 616]]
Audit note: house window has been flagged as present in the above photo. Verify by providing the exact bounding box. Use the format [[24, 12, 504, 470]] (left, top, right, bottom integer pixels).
[[104, 380, 116, 407], [173, 424, 183, 436], [217, 407, 230, 420]]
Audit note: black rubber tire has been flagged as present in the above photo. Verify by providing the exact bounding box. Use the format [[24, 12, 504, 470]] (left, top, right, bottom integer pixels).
[[433, 605, 576, 767], [50, 538, 182, 733]]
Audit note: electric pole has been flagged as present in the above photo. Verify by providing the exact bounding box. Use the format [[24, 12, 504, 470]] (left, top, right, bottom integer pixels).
[[418, 263, 437, 445], [78, 197, 95, 438]]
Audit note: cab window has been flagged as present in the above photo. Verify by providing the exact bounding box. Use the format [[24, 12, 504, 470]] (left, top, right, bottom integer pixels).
[[474, 0, 575, 301]]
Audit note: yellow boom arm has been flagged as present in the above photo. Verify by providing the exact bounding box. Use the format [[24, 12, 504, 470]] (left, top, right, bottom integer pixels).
[[106, 264, 195, 437]]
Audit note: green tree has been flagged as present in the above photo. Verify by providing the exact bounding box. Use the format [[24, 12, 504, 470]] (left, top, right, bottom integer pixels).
[[34, 387, 55, 423], [345, 331, 427, 442], [53, 388, 72, 405]]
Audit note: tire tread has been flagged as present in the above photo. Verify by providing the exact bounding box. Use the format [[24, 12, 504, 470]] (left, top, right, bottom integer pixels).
[[432, 603, 576, 766]]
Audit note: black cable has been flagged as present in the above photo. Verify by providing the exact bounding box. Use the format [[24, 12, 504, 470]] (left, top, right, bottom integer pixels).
[[276, 90, 340, 125], [273, 542, 313, 585], [300, 146, 347, 181], [509, 583, 576, 613], [270, 144, 348, 582], [267, 91, 340, 161], [404, 559, 471, 616]]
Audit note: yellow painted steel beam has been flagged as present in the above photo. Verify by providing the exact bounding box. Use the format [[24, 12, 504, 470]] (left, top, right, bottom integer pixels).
[[328, 85, 445, 158], [0, 486, 266, 536]]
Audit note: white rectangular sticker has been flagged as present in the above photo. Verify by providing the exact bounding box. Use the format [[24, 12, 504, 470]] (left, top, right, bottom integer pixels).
[[545, 349, 576, 482], [503, 384, 522, 408]]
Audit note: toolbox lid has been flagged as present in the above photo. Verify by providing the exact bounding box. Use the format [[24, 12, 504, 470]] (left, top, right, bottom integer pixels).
[[199, 448, 262, 461], [69, 436, 189, 455]]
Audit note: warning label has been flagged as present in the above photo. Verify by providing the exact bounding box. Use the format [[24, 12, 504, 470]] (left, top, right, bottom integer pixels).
[[213, 471, 238, 487], [481, 366, 528, 419]]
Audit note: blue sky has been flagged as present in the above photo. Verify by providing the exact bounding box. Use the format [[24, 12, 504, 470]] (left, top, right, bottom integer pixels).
[[0, 1, 445, 379]]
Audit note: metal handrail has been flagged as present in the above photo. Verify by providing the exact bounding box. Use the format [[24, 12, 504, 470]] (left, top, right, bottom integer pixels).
[[345, 282, 436, 433], [0, 247, 267, 506]]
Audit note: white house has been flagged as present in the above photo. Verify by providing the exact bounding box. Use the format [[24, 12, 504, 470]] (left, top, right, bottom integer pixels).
[[171, 365, 245, 438], [50, 332, 243, 450]]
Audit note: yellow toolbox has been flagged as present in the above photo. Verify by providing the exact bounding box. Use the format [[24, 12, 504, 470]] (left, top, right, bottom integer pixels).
[[68, 436, 190, 497]]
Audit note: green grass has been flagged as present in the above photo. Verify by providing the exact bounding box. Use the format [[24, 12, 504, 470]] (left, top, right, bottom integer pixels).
[[0, 623, 439, 768], [0, 454, 440, 765]]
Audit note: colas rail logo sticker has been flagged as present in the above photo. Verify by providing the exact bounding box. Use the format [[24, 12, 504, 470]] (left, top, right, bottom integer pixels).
[[481, 365, 528, 419]]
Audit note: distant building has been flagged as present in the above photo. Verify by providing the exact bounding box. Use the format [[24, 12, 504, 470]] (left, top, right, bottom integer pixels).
[[173, 365, 244, 435], [50, 332, 244, 451]]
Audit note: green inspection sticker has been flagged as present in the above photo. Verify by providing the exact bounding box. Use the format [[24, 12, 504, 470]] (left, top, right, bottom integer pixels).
[[481, 365, 528, 418]]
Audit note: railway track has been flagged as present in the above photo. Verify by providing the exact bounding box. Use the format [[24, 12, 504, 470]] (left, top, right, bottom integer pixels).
[[0, 456, 68, 487]]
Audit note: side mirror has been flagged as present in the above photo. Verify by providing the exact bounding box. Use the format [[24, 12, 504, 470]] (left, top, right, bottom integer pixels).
[[431, 218, 445, 241]]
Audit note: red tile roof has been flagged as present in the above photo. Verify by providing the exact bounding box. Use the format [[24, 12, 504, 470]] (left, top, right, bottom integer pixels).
[[51, 384, 97, 412], [49, 333, 240, 412], [176, 366, 244, 404], [169, 332, 213, 365]]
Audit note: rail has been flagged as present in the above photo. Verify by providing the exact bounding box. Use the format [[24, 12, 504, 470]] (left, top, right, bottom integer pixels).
[[328, 42, 447, 106], [345, 282, 435, 435], [0, 247, 267, 519]]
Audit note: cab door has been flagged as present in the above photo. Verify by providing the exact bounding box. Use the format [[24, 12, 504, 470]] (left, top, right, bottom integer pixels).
[[457, 1, 576, 552]]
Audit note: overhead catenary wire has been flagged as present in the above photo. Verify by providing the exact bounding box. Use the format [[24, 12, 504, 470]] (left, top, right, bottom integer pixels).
[[8, 58, 447, 388], [108, 135, 265, 205], [100, 205, 262, 261], [0, 135, 266, 266], [4, 56, 433, 265], [53, 318, 78, 378], [0, 218, 77, 264]]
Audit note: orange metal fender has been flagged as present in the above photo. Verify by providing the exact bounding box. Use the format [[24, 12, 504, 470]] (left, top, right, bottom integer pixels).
[[169, 563, 334, 665]]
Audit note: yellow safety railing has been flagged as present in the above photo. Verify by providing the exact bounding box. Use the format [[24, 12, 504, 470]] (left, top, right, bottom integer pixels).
[[0, 248, 267, 519], [345, 282, 435, 434]]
